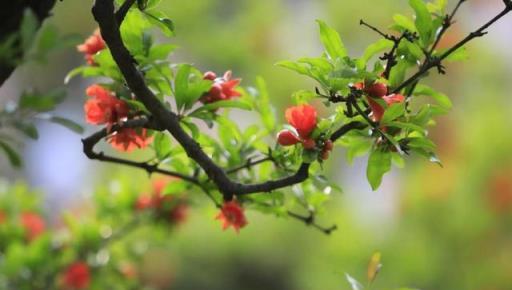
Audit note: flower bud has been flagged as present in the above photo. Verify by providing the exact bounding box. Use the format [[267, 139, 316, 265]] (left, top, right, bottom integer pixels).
[[302, 138, 316, 149], [364, 82, 388, 98], [203, 71, 217, 80], [277, 130, 300, 146], [324, 139, 334, 151]]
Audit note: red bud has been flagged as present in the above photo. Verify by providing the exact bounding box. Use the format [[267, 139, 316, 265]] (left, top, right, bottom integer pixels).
[[324, 140, 333, 151], [364, 82, 388, 98], [203, 71, 217, 81], [302, 138, 316, 149], [277, 130, 300, 146]]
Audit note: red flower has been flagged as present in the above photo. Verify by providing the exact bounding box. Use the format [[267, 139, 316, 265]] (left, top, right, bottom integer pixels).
[[63, 262, 91, 289], [77, 29, 105, 65], [170, 203, 188, 224], [84, 85, 129, 126], [285, 104, 317, 139], [135, 193, 154, 211], [216, 200, 248, 233], [0, 211, 6, 224], [201, 70, 241, 103], [77, 29, 106, 65], [20, 212, 45, 241], [108, 128, 153, 152], [277, 130, 301, 146]]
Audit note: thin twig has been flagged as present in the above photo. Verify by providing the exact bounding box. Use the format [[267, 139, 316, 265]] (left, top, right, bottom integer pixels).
[[115, 0, 136, 23], [287, 210, 338, 235], [226, 156, 273, 175], [393, 4, 512, 93]]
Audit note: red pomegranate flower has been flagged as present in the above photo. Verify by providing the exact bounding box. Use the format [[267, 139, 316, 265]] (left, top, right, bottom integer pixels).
[[285, 104, 318, 139], [135, 193, 154, 211], [63, 262, 91, 289], [84, 85, 129, 127], [216, 200, 248, 233], [77, 29, 105, 65], [170, 203, 188, 224], [201, 70, 242, 103], [20, 212, 45, 241], [108, 128, 153, 152]]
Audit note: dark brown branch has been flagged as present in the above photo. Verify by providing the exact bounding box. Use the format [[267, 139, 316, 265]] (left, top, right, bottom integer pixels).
[[330, 121, 367, 142], [0, 0, 57, 86], [82, 117, 200, 185], [226, 156, 273, 175], [287, 210, 337, 235], [92, 0, 347, 198], [428, 0, 466, 55], [115, 0, 136, 23], [393, 4, 512, 93]]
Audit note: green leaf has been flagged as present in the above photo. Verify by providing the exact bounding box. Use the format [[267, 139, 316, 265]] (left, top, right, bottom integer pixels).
[[148, 43, 177, 61], [144, 12, 175, 37], [298, 57, 334, 73], [125, 99, 150, 114], [387, 121, 426, 135], [154, 132, 172, 160], [19, 89, 66, 112], [444, 47, 469, 62], [367, 149, 392, 190], [413, 84, 452, 109], [64, 67, 86, 84], [388, 60, 409, 88], [13, 121, 39, 140], [174, 64, 212, 111], [357, 39, 394, 69], [406, 136, 436, 151], [20, 9, 39, 52], [254, 76, 276, 133], [49, 117, 84, 134], [174, 64, 192, 110], [392, 14, 418, 33], [275, 60, 309, 75], [381, 103, 405, 124], [189, 100, 251, 117], [163, 181, 188, 195], [409, 0, 434, 46], [316, 20, 347, 59], [0, 140, 22, 167]]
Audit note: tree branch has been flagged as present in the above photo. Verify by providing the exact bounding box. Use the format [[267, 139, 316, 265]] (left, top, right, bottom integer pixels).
[[82, 117, 200, 185], [91, 0, 366, 199], [115, 0, 136, 23], [287, 210, 337, 235], [226, 156, 274, 175], [393, 4, 512, 93]]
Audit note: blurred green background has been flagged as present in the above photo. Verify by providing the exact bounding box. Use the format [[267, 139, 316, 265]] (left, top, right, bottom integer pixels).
[[1, 0, 512, 289]]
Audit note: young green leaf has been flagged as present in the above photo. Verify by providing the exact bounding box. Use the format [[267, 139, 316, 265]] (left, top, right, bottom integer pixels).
[[316, 20, 347, 60], [367, 149, 392, 190], [409, 0, 434, 46], [189, 100, 251, 117], [413, 84, 452, 109], [381, 103, 405, 124], [0, 140, 22, 167], [392, 14, 418, 33], [49, 117, 84, 134], [357, 39, 394, 69]]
